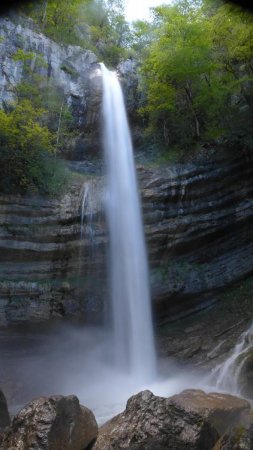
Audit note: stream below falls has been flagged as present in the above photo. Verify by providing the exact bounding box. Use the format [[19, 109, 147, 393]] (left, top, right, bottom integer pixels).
[[1, 321, 252, 425]]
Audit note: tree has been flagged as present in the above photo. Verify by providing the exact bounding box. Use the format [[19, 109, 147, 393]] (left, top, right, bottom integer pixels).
[[138, 0, 253, 153], [0, 99, 70, 195], [18, 0, 131, 65], [140, 1, 214, 146]]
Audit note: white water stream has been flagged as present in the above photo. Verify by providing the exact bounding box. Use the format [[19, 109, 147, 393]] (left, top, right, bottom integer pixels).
[[100, 63, 156, 383], [209, 321, 253, 396]]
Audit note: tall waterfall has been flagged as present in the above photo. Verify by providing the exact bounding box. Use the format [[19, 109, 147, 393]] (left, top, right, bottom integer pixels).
[[100, 63, 156, 383]]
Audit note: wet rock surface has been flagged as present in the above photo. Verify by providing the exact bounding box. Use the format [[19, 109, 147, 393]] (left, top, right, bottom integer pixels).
[[93, 389, 250, 450], [1, 394, 98, 450], [0, 173, 106, 326], [1, 151, 253, 328], [213, 420, 253, 450], [238, 351, 253, 399], [0, 389, 10, 432], [157, 277, 253, 370], [139, 152, 253, 323]]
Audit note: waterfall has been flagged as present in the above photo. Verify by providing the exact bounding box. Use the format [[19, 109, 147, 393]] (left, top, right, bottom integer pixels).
[[100, 63, 156, 383], [209, 321, 253, 395], [80, 182, 95, 242]]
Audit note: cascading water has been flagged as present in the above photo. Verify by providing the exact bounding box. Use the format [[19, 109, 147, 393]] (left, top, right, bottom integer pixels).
[[100, 63, 156, 383], [209, 321, 253, 396], [80, 182, 95, 242]]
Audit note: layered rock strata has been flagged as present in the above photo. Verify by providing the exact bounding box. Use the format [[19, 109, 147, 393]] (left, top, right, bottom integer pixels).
[[0, 175, 106, 326], [141, 151, 253, 322], [0, 151, 252, 326]]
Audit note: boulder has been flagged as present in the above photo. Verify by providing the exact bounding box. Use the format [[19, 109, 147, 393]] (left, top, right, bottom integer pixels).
[[93, 389, 250, 450], [213, 420, 253, 449], [169, 389, 250, 436], [1, 395, 98, 450]]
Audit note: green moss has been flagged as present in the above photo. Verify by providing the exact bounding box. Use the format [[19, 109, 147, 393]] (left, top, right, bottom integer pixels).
[[218, 276, 253, 306], [234, 425, 246, 443], [60, 62, 79, 78], [14, 33, 26, 48], [152, 260, 207, 283]]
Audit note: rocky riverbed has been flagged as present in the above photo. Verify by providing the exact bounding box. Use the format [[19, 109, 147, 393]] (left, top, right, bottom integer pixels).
[[0, 386, 253, 449]]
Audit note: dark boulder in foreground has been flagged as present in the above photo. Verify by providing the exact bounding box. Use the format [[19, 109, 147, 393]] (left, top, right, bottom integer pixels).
[[93, 389, 250, 450], [1, 394, 98, 450]]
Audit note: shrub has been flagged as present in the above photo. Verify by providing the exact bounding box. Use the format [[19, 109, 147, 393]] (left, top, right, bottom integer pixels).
[[0, 100, 68, 195]]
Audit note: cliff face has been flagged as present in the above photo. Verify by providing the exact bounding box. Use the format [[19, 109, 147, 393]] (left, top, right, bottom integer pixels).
[[0, 152, 252, 326], [0, 174, 106, 326], [139, 151, 253, 322], [0, 15, 252, 327], [0, 14, 102, 158]]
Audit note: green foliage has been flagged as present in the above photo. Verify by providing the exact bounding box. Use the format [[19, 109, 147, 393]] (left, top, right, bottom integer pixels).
[[0, 100, 69, 195], [60, 62, 79, 78], [12, 48, 36, 62], [18, 0, 131, 65], [12, 48, 76, 153], [137, 0, 253, 155]]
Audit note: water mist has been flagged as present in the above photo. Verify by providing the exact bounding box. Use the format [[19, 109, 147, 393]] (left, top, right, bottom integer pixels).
[[100, 63, 156, 383]]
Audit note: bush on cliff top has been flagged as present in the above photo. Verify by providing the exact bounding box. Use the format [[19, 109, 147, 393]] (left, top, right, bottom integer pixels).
[[0, 100, 69, 195]]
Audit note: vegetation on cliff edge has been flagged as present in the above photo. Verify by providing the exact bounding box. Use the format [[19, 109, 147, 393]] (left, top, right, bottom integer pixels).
[[137, 0, 253, 156], [0, 0, 253, 193]]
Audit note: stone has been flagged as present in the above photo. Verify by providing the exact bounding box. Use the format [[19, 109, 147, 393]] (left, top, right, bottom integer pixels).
[[1, 152, 253, 328], [1, 395, 98, 450], [0, 15, 101, 157], [140, 154, 253, 323], [169, 389, 250, 436], [0, 175, 106, 326], [93, 389, 250, 450], [213, 420, 253, 449], [239, 351, 253, 398], [0, 389, 10, 430]]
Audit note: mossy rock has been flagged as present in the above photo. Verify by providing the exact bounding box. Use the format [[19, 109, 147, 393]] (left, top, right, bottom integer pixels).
[[239, 351, 253, 399]]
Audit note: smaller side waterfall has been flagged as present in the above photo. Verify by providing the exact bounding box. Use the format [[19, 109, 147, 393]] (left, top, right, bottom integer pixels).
[[209, 321, 253, 396], [79, 180, 105, 321], [100, 63, 156, 383], [80, 182, 95, 242]]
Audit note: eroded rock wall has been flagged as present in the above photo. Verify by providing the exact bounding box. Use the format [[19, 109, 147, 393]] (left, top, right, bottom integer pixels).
[[0, 151, 252, 326], [0, 175, 106, 326], [0, 14, 102, 158], [139, 151, 253, 322]]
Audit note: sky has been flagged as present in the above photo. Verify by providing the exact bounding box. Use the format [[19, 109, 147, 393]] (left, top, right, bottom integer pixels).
[[125, 0, 173, 22]]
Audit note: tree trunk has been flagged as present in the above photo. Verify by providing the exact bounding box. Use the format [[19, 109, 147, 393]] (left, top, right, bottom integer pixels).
[[184, 83, 200, 138], [56, 101, 64, 154], [41, 1, 48, 28], [163, 120, 169, 146]]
